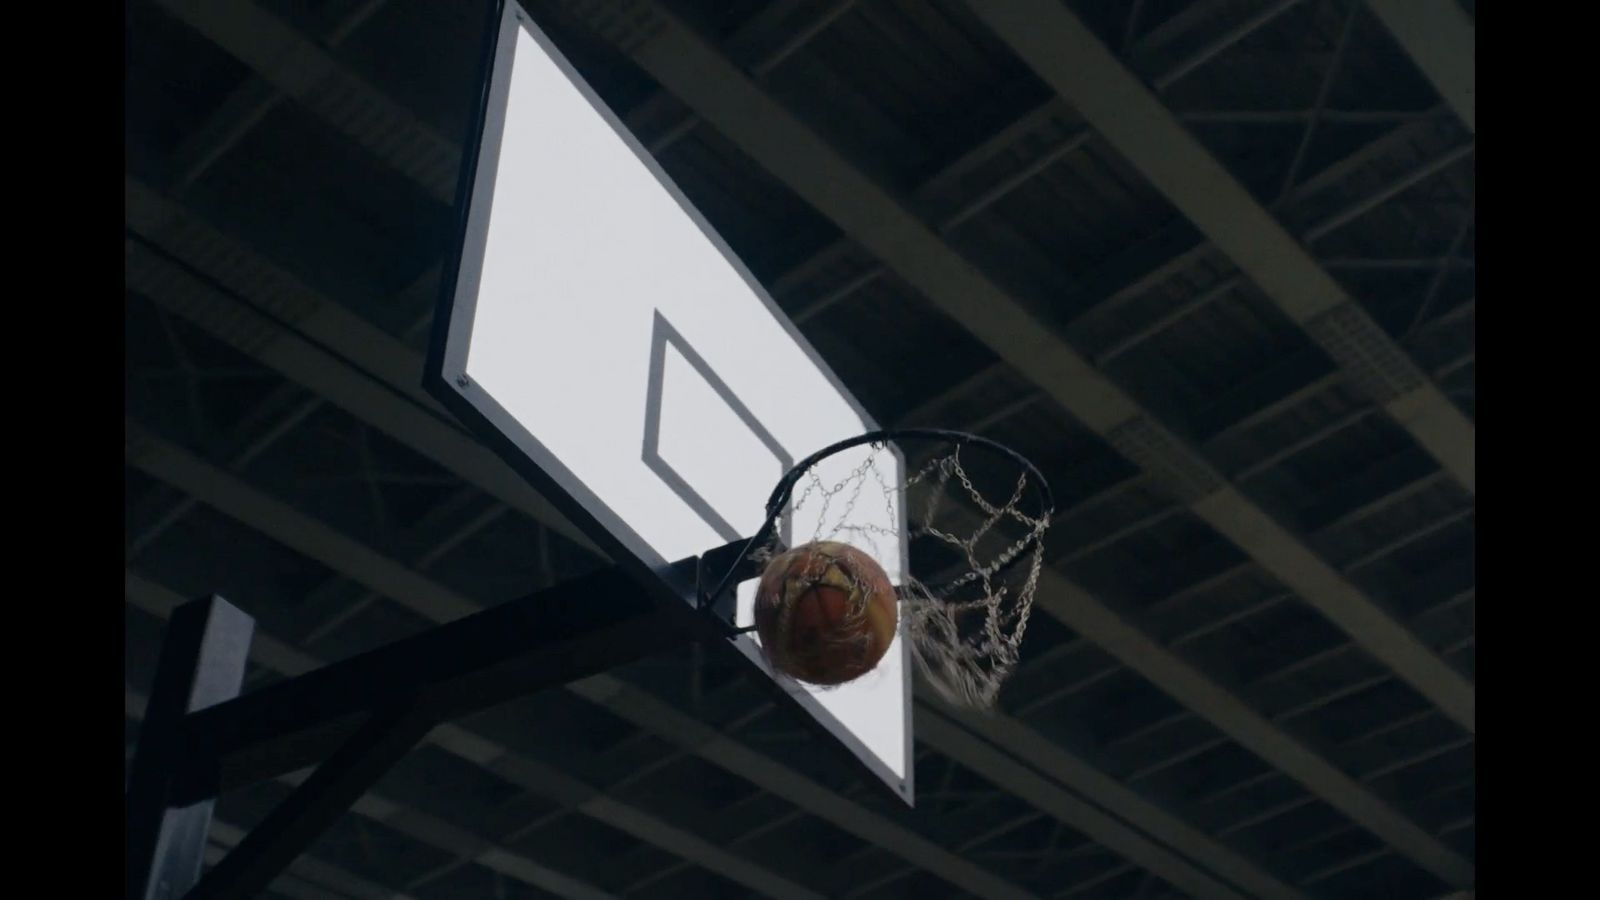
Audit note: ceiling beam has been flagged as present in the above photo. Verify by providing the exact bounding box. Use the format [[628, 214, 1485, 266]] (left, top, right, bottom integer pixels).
[[602, 0, 1472, 733], [914, 706, 1246, 900], [165, 0, 394, 191], [152, 0, 458, 201], [575, 674, 1266, 899], [123, 184, 597, 557], [961, 0, 1474, 497], [923, 689, 1306, 900], [765, 0, 1305, 321], [164, 0, 1293, 396], [572, 677, 1047, 899], [877, 112, 1462, 440], [1023, 564, 1471, 886], [913, 489, 1468, 887], [1364, 0, 1475, 133]]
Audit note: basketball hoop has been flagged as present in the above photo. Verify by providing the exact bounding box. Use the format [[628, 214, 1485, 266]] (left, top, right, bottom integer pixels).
[[704, 429, 1054, 709]]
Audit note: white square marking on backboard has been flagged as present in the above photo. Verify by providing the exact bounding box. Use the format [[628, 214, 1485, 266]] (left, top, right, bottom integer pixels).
[[655, 344, 784, 537], [432, 3, 912, 802]]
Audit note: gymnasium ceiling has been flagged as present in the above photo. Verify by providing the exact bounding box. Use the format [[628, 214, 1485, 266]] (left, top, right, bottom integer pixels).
[[125, 0, 1475, 897]]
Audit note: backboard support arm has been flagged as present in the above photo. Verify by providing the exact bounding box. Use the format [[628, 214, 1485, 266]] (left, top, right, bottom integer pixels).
[[127, 559, 702, 898]]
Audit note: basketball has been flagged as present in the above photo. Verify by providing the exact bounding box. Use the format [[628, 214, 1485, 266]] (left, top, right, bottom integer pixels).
[[753, 541, 898, 685]]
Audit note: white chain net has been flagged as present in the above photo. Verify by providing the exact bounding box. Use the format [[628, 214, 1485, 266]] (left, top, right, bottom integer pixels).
[[754, 441, 1050, 708]]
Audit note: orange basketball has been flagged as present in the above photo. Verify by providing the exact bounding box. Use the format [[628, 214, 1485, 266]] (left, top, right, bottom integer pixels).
[[753, 541, 897, 685]]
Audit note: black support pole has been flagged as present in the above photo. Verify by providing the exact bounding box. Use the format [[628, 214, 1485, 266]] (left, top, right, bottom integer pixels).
[[125, 597, 255, 900]]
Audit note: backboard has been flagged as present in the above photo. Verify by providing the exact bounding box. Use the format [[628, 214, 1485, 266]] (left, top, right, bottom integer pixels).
[[427, 1, 913, 803]]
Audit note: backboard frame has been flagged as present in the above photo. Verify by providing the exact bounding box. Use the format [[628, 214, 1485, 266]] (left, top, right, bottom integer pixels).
[[424, 0, 914, 804]]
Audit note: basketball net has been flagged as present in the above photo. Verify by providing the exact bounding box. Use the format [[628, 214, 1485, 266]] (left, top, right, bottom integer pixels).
[[752, 441, 1049, 708]]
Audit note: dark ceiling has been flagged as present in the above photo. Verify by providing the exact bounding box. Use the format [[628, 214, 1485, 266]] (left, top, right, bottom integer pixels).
[[125, 0, 1475, 897]]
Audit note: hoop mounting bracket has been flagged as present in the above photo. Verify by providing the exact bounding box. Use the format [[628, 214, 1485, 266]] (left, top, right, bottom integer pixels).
[[695, 537, 765, 636]]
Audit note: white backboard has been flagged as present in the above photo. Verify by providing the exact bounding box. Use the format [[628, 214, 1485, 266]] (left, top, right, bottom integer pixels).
[[429, 2, 912, 803]]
